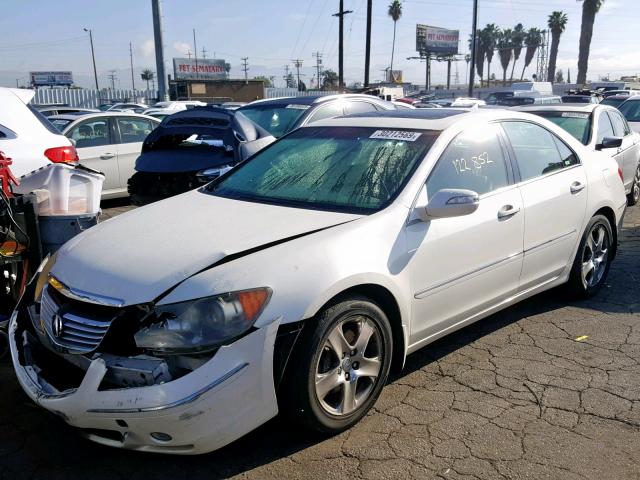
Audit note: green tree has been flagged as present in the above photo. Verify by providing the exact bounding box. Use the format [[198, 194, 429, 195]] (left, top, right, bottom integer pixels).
[[497, 28, 513, 85], [547, 11, 568, 83], [555, 68, 564, 83], [253, 75, 273, 87], [521, 28, 543, 80], [577, 0, 604, 85], [388, 0, 402, 73], [469, 30, 485, 87], [140, 69, 154, 91], [322, 69, 339, 90], [481, 24, 500, 87], [510, 23, 525, 81]]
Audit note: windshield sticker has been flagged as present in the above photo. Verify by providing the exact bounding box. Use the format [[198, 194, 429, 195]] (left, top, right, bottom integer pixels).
[[370, 130, 422, 141], [286, 104, 310, 110], [561, 112, 590, 119]]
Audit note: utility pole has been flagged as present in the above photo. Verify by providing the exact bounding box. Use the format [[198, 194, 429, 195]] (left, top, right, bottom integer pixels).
[[193, 29, 199, 79], [129, 42, 135, 90], [364, 0, 372, 87], [446, 58, 452, 90], [283, 65, 291, 88], [151, 0, 168, 100], [201, 47, 207, 59], [83, 28, 99, 90], [293, 59, 303, 90], [468, 0, 478, 97], [332, 0, 353, 89], [312, 52, 323, 89], [107, 70, 117, 91], [241, 57, 249, 84]]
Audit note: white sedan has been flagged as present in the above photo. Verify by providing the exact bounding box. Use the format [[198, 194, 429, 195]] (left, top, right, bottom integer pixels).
[[10, 109, 626, 454], [515, 104, 640, 205], [50, 112, 160, 198]]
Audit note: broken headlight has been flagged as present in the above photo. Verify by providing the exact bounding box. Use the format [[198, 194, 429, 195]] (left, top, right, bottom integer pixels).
[[134, 288, 271, 354]]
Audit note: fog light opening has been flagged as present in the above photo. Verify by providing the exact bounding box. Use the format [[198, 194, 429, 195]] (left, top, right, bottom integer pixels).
[[150, 432, 173, 442], [116, 419, 128, 428]]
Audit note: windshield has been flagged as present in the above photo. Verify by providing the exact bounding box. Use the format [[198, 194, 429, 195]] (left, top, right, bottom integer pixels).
[[619, 100, 640, 122], [532, 111, 592, 145], [207, 126, 439, 213], [600, 97, 625, 108], [50, 118, 73, 131], [238, 104, 308, 137]]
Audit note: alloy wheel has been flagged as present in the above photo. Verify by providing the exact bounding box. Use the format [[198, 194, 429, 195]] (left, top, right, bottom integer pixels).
[[581, 223, 610, 289], [315, 315, 383, 416], [633, 165, 640, 203]]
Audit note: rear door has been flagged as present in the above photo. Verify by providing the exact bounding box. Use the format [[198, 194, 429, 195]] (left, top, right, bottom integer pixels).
[[501, 121, 588, 290], [66, 117, 120, 191], [114, 116, 158, 189], [608, 109, 639, 192], [595, 110, 625, 176]]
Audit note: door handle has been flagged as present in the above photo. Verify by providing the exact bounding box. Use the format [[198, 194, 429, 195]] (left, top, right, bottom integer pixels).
[[100, 153, 115, 160], [497, 205, 520, 219], [570, 181, 586, 194]]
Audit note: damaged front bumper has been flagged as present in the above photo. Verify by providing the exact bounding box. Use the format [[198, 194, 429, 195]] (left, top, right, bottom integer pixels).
[[9, 299, 280, 455]]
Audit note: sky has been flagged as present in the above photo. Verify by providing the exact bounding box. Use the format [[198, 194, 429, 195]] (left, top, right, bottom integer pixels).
[[1, 0, 637, 89]]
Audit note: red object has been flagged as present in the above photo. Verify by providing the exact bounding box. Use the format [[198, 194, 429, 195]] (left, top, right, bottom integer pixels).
[[44, 145, 79, 164], [618, 166, 624, 183], [396, 97, 418, 105], [0, 151, 19, 197]]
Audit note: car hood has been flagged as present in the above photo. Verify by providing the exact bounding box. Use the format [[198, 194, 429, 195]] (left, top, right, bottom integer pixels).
[[51, 190, 361, 306]]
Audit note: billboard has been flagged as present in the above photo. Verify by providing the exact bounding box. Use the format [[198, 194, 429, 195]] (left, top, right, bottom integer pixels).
[[386, 70, 403, 84], [416, 25, 459, 55], [173, 58, 227, 80], [30, 71, 73, 87]]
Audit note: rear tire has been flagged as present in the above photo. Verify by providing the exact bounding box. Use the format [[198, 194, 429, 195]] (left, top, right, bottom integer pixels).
[[627, 163, 640, 206], [281, 296, 393, 434], [566, 214, 613, 298]]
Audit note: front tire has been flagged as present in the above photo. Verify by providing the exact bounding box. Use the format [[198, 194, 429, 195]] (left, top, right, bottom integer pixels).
[[627, 163, 640, 206], [566, 214, 613, 298], [282, 296, 393, 434]]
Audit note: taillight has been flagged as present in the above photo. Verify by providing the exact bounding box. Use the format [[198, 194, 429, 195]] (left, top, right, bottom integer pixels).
[[44, 145, 79, 164], [618, 166, 624, 183]]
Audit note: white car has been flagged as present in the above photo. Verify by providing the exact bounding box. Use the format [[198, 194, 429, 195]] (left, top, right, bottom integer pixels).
[[618, 96, 640, 134], [0, 88, 78, 177], [9, 109, 626, 454], [142, 101, 207, 117], [49, 112, 160, 198], [516, 104, 640, 205], [99, 103, 149, 114]]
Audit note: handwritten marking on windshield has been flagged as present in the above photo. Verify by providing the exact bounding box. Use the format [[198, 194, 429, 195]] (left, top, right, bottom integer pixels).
[[452, 152, 492, 174]]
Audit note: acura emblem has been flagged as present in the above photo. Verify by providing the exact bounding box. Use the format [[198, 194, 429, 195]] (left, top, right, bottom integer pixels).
[[52, 314, 64, 338]]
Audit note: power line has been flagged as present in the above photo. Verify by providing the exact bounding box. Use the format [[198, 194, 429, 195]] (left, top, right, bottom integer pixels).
[[312, 52, 323, 89]]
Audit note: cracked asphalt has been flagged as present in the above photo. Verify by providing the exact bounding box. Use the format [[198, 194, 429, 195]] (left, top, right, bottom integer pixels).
[[1, 200, 639, 480]]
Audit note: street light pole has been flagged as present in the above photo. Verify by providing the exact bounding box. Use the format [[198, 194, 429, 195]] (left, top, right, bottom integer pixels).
[[83, 28, 99, 90], [468, 0, 479, 97]]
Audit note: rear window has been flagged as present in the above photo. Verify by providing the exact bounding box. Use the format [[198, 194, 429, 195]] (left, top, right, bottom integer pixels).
[[27, 104, 62, 135], [238, 104, 308, 138], [49, 118, 73, 131], [600, 97, 626, 108], [619, 100, 640, 122], [530, 111, 592, 145]]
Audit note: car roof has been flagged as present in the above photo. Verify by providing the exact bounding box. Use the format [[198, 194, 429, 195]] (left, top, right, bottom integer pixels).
[[513, 104, 600, 113], [313, 108, 523, 130], [242, 93, 393, 107], [49, 112, 159, 122], [621, 95, 640, 102]]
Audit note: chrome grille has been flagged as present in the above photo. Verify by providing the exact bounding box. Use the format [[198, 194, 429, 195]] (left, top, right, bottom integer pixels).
[[41, 287, 115, 354]]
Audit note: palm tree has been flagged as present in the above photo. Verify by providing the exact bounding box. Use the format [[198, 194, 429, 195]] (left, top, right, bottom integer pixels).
[[547, 11, 568, 83], [140, 69, 154, 91], [577, 0, 604, 85], [482, 24, 500, 87], [510, 24, 525, 81], [388, 0, 402, 73], [498, 29, 513, 86], [521, 28, 543, 80]]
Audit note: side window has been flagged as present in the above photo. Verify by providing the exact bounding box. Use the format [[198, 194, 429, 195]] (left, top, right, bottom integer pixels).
[[502, 121, 567, 180], [117, 117, 155, 143], [306, 102, 344, 124], [608, 111, 630, 136], [553, 137, 580, 168], [426, 124, 509, 198], [345, 101, 378, 115], [596, 112, 615, 144], [68, 119, 110, 148]]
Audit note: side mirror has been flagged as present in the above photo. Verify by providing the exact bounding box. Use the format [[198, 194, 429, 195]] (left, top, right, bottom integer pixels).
[[596, 136, 622, 150], [424, 189, 480, 219]]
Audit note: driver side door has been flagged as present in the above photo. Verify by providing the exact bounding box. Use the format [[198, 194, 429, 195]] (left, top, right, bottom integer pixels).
[[407, 124, 524, 347]]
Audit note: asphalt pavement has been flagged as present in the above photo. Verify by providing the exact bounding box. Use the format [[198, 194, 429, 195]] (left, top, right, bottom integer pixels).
[[1, 199, 638, 480]]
